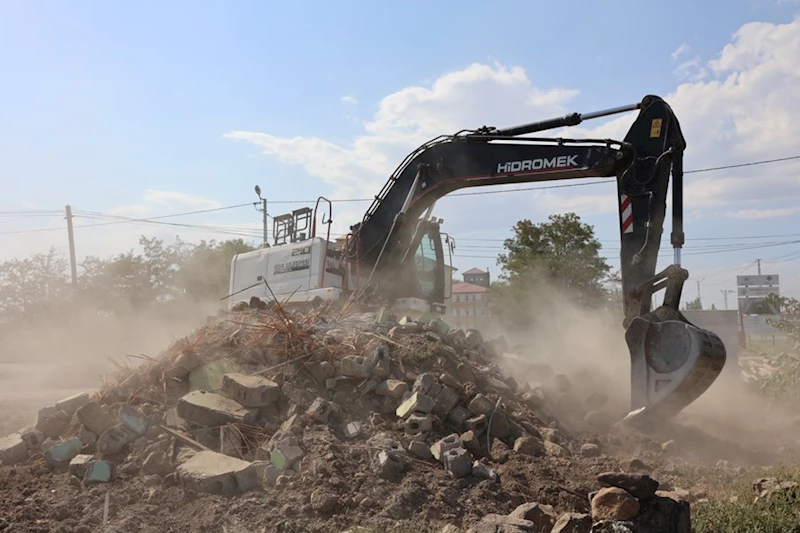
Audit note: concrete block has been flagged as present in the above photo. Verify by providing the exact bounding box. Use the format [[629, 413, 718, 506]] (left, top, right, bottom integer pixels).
[[344, 422, 362, 439], [142, 451, 174, 477], [467, 394, 497, 418], [465, 414, 488, 435], [306, 397, 336, 424], [84, 460, 113, 485], [371, 355, 392, 379], [189, 358, 240, 392], [396, 392, 434, 419], [443, 447, 472, 478], [408, 440, 434, 461], [77, 402, 114, 435], [177, 390, 258, 427], [120, 405, 150, 435], [412, 373, 437, 395], [176, 450, 259, 494], [97, 424, 139, 456], [262, 464, 281, 487], [44, 438, 83, 468], [461, 431, 482, 457], [36, 409, 70, 439], [446, 406, 471, 429], [432, 385, 460, 418], [375, 379, 408, 399], [439, 373, 463, 390], [340, 355, 375, 378], [404, 413, 433, 434], [371, 450, 404, 478], [69, 454, 94, 478], [220, 373, 280, 407], [472, 460, 499, 482], [270, 441, 304, 470], [56, 393, 91, 415], [0, 433, 28, 465], [19, 426, 45, 451], [431, 434, 462, 462]]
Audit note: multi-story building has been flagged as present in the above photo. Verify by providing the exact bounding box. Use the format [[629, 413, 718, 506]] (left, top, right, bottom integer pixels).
[[449, 268, 491, 329]]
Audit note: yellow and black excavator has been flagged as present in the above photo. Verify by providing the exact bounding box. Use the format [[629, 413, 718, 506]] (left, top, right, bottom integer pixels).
[[229, 95, 727, 425]]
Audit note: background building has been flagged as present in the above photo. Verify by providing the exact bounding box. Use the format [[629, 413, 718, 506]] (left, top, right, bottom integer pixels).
[[450, 267, 491, 329]]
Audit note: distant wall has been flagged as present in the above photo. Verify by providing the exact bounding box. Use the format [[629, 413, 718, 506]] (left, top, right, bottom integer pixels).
[[682, 310, 741, 377]]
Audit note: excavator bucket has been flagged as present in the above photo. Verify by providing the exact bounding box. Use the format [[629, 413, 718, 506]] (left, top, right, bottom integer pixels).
[[623, 311, 726, 428]]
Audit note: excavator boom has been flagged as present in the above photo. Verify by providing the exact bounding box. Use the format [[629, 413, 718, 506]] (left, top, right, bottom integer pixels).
[[345, 95, 726, 424]]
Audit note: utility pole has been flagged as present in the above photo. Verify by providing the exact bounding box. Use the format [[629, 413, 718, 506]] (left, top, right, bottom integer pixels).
[[721, 289, 735, 310], [756, 258, 762, 275], [65, 205, 78, 288], [254, 185, 268, 248]]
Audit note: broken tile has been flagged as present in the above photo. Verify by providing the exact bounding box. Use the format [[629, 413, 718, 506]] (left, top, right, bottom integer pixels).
[[84, 460, 113, 485], [44, 438, 83, 468], [69, 454, 94, 478]]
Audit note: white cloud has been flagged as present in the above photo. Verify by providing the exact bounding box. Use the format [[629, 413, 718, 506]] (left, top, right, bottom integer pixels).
[[141, 189, 223, 211], [724, 206, 800, 219], [671, 43, 691, 60], [673, 55, 709, 81], [341, 95, 359, 105]]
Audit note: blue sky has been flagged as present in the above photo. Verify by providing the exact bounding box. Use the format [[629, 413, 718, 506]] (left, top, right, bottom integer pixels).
[[2, 0, 800, 310]]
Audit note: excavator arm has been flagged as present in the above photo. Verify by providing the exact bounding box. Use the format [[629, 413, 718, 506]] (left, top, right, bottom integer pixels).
[[347, 94, 726, 424]]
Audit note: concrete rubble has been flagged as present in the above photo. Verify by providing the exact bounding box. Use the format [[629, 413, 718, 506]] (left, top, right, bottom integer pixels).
[[0, 302, 699, 532]]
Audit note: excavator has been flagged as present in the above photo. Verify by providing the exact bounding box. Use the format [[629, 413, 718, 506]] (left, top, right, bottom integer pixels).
[[229, 94, 727, 425]]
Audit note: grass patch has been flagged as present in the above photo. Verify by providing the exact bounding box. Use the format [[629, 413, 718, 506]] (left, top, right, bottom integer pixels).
[[692, 465, 800, 533]]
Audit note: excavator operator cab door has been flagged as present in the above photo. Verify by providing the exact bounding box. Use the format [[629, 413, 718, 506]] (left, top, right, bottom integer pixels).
[[402, 220, 446, 312]]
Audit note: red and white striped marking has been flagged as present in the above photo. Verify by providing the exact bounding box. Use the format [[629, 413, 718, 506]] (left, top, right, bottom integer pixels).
[[620, 194, 633, 234]]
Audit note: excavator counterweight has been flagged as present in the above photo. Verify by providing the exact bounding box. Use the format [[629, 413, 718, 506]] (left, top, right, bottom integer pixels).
[[228, 94, 726, 424]]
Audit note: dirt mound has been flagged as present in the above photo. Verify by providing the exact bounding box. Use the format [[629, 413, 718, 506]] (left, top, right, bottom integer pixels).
[[0, 303, 703, 532]]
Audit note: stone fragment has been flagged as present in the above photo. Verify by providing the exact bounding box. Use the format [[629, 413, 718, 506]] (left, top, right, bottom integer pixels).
[[581, 443, 601, 457], [471, 461, 499, 482], [271, 441, 304, 470], [18, 426, 44, 451], [177, 390, 258, 427], [591, 521, 635, 532], [44, 437, 83, 468], [551, 512, 592, 533], [514, 436, 545, 457], [120, 404, 150, 435], [69, 454, 94, 478], [520, 389, 546, 410], [84, 460, 113, 485], [405, 413, 433, 434], [544, 441, 569, 457], [36, 408, 70, 439], [56, 393, 91, 415], [509, 502, 558, 531], [262, 464, 281, 487], [408, 441, 433, 461], [306, 397, 336, 424], [142, 451, 174, 477], [176, 450, 259, 494], [97, 424, 139, 456], [0, 434, 28, 465], [220, 373, 280, 407], [442, 447, 472, 478], [372, 450, 404, 478], [78, 426, 97, 447], [376, 379, 409, 398], [311, 488, 339, 513], [77, 402, 114, 435], [597, 472, 659, 500], [431, 434, 462, 462], [471, 514, 534, 532], [591, 487, 640, 522], [344, 421, 362, 439], [413, 373, 437, 395], [632, 495, 690, 532], [455, 362, 475, 384], [170, 350, 203, 377], [340, 355, 375, 378], [439, 373, 463, 390], [753, 477, 800, 503], [396, 392, 434, 419], [432, 385, 460, 417]]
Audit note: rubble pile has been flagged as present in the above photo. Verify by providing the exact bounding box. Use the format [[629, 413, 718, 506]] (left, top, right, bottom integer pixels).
[[0, 303, 694, 531]]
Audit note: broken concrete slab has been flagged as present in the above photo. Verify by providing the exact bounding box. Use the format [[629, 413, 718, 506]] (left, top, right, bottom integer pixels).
[[220, 373, 280, 407], [56, 392, 91, 416], [271, 441, 304, 470], [44, 438, 83, 468], [19, 426, 45, 451], [36, 409, 70, 439], [431, 385, 460, 418], [77, 402, 114, 436], [176, 450, 259, 494], [97, 424, 139, 456], [177, 390, 258, 428], [375, 379, 408, 399], [0, 433, 28, 465], [69, 454, 94, 478]]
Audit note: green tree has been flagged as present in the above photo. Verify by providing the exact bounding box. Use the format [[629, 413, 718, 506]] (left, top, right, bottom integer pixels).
[[683, 297, 703, 310], [490, 213, 614, 329], [0, 248, 71, 321]]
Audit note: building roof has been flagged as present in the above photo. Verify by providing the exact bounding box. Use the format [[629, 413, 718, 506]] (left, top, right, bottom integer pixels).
[[463, 267, 487, 275], [452, 282, 489, 294]]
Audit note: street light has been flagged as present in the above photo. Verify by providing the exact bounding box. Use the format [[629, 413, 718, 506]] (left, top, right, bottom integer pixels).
[[254, 185, 267, 248]]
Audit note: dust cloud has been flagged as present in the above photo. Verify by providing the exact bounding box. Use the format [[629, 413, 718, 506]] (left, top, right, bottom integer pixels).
[[0, 299, 223, 435]]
